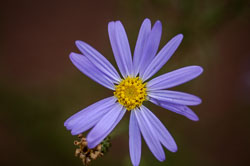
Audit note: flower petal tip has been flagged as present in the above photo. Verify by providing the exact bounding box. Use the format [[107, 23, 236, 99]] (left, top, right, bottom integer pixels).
[[86, 138, 95, 149], [69, 52, 74, 57], [69, 53, 75, 62], [64, 119, 74, 130], [63, 119, 68, 126], [176, 34, 184, 41], [170, 146, 178, 153], [153, 20, 162, 31], [155, 20, 162, 25], [193, 117, 200, 122], [143, 18, 151, 23], [197, 98, 202, 105], [108, 21, 115, 30], [131, 160, 140, 166], [75, 40, 88, 50], [108, 21, 115, 24], [69, 52, 81, 64], [71, 130, 79, 136], [64, 121, 69, 128], [87, 144, 94, 149], [75, 40, 82, 46], [198, 66, 204, 75], [158, 155, 166, 162], [69, 52, 77, 58], [115, 20, 121, 23], [189, 110, 200, 121]]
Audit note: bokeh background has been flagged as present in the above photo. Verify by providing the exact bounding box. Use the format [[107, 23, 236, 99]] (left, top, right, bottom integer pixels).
[[1, 0, 250, 165]]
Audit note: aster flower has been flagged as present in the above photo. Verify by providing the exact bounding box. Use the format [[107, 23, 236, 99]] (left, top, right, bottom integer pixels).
[[64, 18, 203, 166]]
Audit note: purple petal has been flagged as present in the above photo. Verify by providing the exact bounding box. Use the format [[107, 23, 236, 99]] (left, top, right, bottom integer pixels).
[[141, 105, 177, 152], [148, 90, 202, 106], [108, 21, 133, 77], [139, 21, 162, 76], [70, 104, 115, 135], [129, 110, 141, 166], [141, 34, 183, 81], [134, 108, 165, 161], [64, 96, 116, 129], [150, 98, 199, 121], [64, 97, 116, 134], [87, 103, 126, 148], [133, 18, 151, 77], [147, 66, 203, 90], [75, 40, 121, 83], [70, 52, 115, 90], [108, 22, 126, 77]]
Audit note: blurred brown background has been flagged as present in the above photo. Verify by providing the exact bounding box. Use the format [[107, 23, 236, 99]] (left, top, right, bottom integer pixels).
[[0, 0, 250, 166]]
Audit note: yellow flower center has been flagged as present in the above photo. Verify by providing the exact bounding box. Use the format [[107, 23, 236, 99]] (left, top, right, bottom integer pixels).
[[114, 77, 147, 111]]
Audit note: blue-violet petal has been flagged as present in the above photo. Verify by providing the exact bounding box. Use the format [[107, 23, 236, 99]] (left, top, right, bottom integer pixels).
[[87, 103, 126, 148], [129, 110, 142, 166], [133, 18, 151, 77], [139, 21, 162, 76], [148, 90, 202, 106], [141, 34, 183, 81], [134, 108, 165, 161], [147, 66, 203, 90], [142, 105, 177, 152], [108, 21, 133, 77], [75, 40, 121, 83], [150, 98, 199, 121], [70, 52, 115, 90]]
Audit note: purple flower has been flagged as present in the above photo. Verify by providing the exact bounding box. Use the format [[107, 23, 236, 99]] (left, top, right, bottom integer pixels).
[[64, 18, 203, 166]]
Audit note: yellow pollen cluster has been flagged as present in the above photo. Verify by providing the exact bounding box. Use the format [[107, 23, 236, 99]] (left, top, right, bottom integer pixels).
[[114, 77, 147, 111]]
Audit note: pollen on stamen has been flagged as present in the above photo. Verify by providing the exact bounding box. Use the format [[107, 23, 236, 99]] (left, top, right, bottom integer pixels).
[[114, 76, 147, 111]]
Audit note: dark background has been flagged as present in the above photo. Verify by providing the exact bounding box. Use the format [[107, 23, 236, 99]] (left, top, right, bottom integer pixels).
[[1, 0, 250, 165]]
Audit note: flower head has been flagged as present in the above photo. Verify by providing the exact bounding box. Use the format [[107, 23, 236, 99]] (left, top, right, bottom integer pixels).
[[114, 77, 147, 110], [64, 18, 203, 166]]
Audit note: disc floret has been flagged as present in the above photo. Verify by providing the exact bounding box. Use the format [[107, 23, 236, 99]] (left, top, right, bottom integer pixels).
[[114, 77, 147, 110]]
